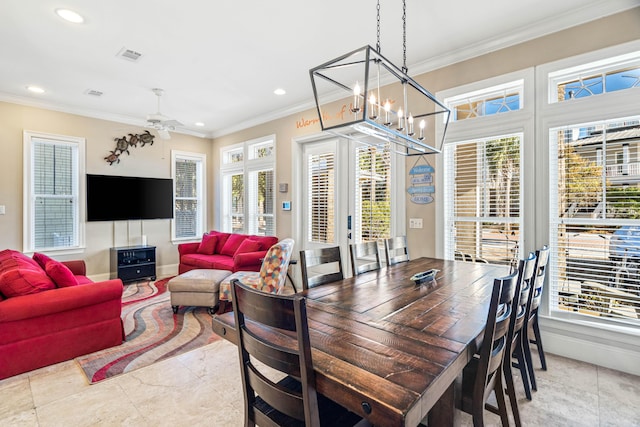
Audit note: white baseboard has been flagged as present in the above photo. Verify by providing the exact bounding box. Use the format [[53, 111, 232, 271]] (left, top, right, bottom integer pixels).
[[541, 316, 640, 376]]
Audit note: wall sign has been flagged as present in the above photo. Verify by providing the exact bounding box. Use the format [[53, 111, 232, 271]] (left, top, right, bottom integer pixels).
[[408, 158, 435, 204]]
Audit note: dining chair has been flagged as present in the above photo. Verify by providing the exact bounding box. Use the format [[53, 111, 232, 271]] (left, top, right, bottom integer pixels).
[[522, 245, 550, 396], [300, 246, 344, 290], [504, 252, 537, 426], [349, 241, 381, 276], [230, 280, 369, 427], [456, 269, 519, 427], [384, 236, 409, 266]]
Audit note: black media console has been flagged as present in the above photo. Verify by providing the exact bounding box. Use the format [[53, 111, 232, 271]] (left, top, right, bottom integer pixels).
[[110, 245, 156, 283]]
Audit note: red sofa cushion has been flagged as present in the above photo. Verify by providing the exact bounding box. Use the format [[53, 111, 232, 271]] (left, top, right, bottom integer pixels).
[[209, 231, 231, 254], [32, 252, 53, 270], [0, 250, 41, 271], [197, 233, 218, 255], [234, 239, 261, 257], [180, 253, 235, 271], [45, 260, 79, 288], [220, 234, 248, 256], [248, 235, 279, 250], [0, 268, 56, 298]]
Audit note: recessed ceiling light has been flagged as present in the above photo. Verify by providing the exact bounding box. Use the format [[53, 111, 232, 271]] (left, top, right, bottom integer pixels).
[[55, 8, 84, 24], [195, 122, 205, 127], [274, 88, 286, 96], [26, 86, 45, 94]]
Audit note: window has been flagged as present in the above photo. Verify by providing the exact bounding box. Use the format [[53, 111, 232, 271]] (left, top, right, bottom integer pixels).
[[354, 145, 391, 242], [548, 50, 640, 103], [444, 134, 522, 265], [307, 151, 335, 243], [220, 136, 275, 235], [23, 131, 85, 253], [172, 151, 205, 240], [438, 69, 532, 265], [543, 42, 640, 328], [445, 79, 524, 122]]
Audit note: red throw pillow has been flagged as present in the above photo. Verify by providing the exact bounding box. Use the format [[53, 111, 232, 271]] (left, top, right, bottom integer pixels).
[[233, 239, 261, 259], [197, 233, 218, 255], [208, 231, 231, 254], [32, 252, 53, 270], [220, 234, 248, 257], [0, 268, 56, 297], [45, 259, 79, 288]]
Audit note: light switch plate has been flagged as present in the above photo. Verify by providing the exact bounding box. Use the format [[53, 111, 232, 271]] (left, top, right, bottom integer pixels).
[[0, 205, 5, 215], [409, 218, 423, 229]]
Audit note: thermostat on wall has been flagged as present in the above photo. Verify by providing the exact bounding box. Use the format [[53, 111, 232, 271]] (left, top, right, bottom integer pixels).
[[282, 201, 291, 211]]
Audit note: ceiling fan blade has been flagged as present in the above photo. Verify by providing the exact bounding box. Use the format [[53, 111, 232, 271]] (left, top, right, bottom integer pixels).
[[161, 119, 183, 128]]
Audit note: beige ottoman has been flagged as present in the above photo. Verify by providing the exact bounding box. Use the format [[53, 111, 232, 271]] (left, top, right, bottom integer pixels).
[[168, 269, 232, 314]]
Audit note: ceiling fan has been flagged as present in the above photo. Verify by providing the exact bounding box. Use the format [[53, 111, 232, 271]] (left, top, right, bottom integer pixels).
[[146, 88, 183, 139]]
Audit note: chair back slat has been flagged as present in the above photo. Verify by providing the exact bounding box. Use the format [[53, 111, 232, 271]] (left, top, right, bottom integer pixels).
[[349, 241, 382, 275], [300, 246, 344, 290], [530, 245, 550, 313], [384, 236, 409, 266]]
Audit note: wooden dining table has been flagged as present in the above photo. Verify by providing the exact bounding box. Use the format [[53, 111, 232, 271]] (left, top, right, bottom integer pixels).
[[212, 257, 507, 426]]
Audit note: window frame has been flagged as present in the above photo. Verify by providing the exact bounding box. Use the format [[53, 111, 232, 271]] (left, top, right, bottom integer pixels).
[[537, 40, 640, 335], [219, 135, 276, 236], [435, 69, 535, 261], [23, 130, 86, 255], [171, 150, 206, 242]]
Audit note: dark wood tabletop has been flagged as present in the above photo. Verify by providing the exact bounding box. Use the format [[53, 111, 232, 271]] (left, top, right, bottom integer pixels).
[[212, 257, 507, 426]]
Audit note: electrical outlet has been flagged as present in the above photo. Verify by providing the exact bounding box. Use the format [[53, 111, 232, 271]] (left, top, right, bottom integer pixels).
[[409, 218, 423, 229]]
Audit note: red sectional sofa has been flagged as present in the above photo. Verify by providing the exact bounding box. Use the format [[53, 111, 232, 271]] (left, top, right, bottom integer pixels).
[[0, 250, 124, 380], [178, 231, 278, 274]]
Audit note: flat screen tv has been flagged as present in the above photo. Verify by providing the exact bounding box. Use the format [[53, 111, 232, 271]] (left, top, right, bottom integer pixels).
[[86, 174, 174, 221]]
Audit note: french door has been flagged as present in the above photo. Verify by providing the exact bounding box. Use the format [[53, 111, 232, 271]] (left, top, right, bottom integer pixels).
[[299, 136, 398, 276]]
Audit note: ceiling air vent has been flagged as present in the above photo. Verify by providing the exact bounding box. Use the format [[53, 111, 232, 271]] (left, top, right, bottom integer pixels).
[[117, 47, 143, 62], [85, 89, 103, 97]]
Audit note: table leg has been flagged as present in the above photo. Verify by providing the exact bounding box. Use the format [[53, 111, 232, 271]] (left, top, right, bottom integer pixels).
[[427, 382, 457, 427]]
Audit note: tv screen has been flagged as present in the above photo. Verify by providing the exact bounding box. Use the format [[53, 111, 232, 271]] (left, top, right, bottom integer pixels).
[[86, 174, 174, 221]]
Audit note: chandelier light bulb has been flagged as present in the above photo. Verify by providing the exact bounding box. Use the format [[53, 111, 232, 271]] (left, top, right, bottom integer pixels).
[[384, 100, 391, 126], [351, 82, 361, 113], [397, 108, 404, 131], [407, 114, 414, 136], [419, 119, 426, 140], [369, 93, 378, 120]]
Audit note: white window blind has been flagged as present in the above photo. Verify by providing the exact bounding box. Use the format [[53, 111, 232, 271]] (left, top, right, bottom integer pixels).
[[444, 134, 522, 265], [307, 152, 335, 244], [248, 168, 274, 236], [549, 117, 640, 325], [354, 145, 391, 242], [173, 152, 205, 240]]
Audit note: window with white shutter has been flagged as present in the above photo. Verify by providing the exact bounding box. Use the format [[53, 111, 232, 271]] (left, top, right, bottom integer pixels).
[[172, 151, 205, 240], [307, 152, 335, 244], [24, 131, 85, 253], [444, 134, 522, 265]]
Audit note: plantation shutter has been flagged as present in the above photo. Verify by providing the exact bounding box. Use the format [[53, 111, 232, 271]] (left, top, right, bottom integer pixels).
[[174, 158, 198, 238], [443, 134, 522, 265], [549, 117, 640, 325], [32, 139, 77, 250], [354, 145, 391, 242], [308, 152, 335, 244], [248, 168, 274, 236]]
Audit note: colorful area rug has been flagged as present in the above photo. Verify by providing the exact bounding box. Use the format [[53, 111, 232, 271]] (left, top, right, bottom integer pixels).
[[75, 277, 221, 383]]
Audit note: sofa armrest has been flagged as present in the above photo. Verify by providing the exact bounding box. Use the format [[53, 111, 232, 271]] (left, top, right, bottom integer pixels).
[[178, 242, 200, 256], [234, 250, 268, 270], [62, 260, 86, 276], [0, 279, 123, 323]]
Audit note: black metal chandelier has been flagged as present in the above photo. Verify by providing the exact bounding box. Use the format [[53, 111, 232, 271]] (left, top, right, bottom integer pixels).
[[309, 0, 450, 156]]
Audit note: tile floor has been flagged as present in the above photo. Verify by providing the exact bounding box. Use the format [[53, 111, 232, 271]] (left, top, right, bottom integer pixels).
[[1, 339, 639, 426]]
